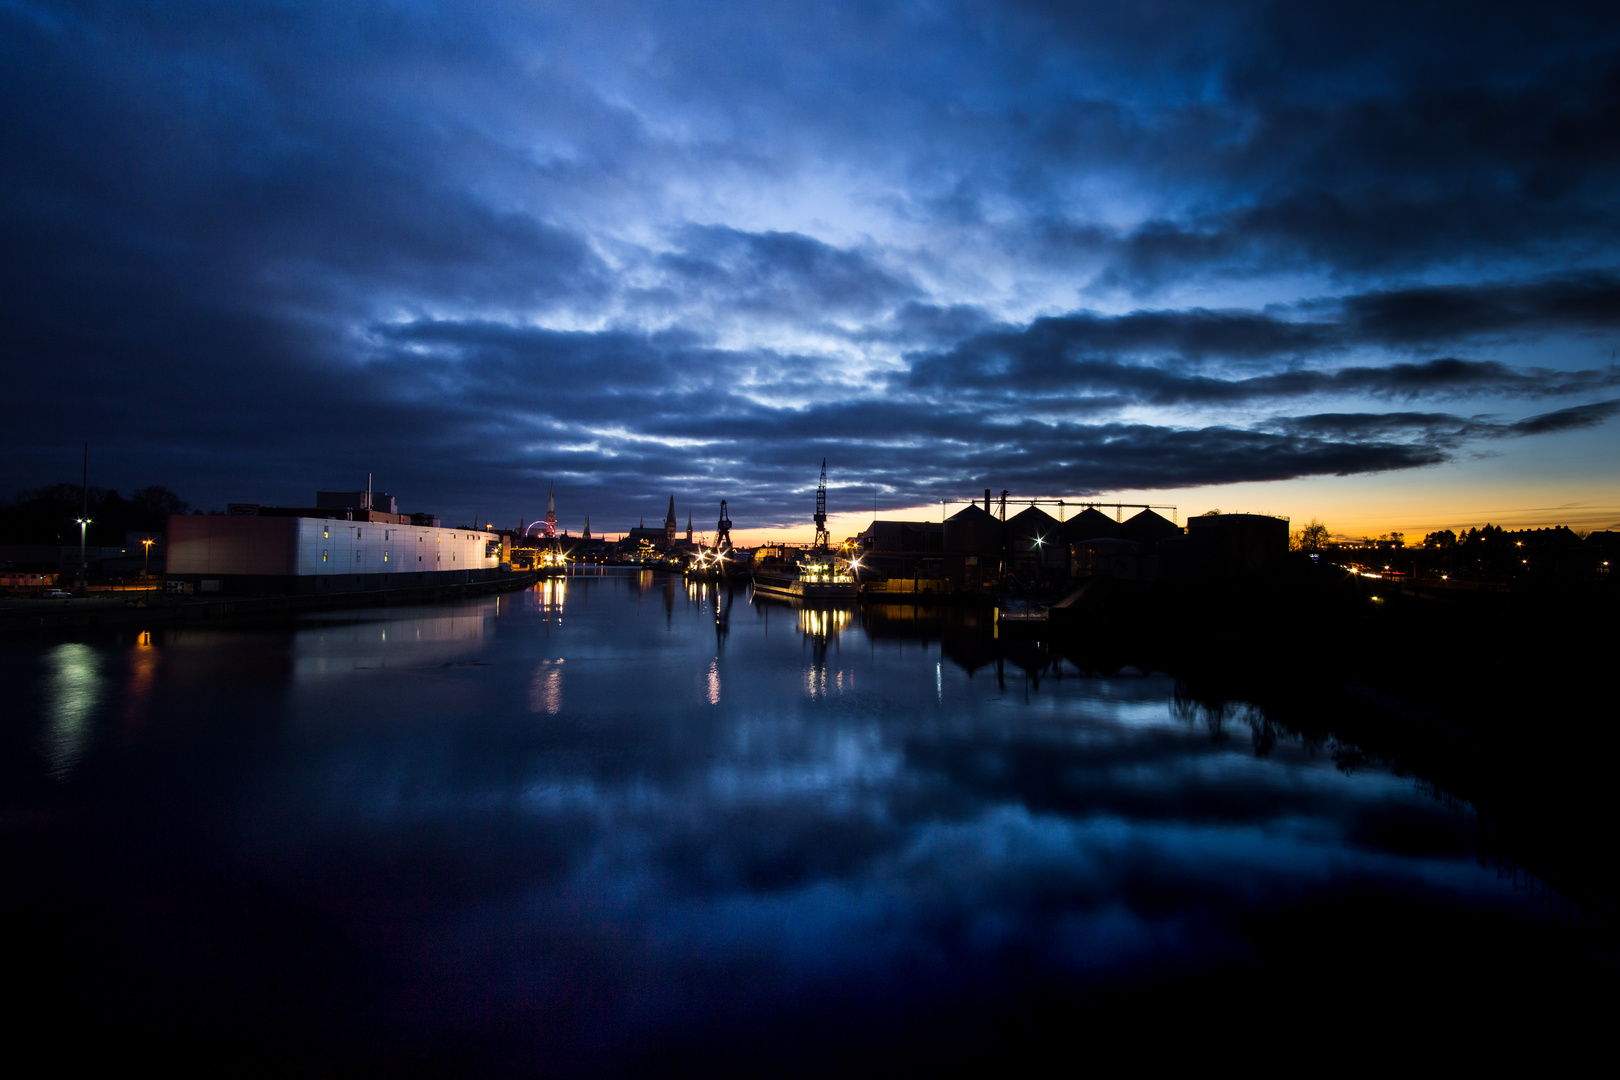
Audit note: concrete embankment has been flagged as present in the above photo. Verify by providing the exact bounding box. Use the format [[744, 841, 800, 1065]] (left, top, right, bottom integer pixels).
[[0, 571, 543, 636]]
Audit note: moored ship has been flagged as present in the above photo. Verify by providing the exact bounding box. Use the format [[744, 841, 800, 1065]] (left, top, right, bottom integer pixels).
[[750, 462, 859, 601], [752, 553, 858, 601]]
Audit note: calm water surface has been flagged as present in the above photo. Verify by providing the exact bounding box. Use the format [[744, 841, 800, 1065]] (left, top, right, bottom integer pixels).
[[0, 573, 1600, 1070]]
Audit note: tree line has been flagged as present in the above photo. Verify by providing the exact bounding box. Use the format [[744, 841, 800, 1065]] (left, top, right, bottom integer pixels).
[[0, 484, 190, 546]]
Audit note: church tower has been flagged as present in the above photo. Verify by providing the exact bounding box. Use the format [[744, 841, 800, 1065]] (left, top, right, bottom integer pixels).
[[583, 515, 591, 541], [686, 512, 693, 544], [665, 496, 677, 548], [545, 483, 557, 538]]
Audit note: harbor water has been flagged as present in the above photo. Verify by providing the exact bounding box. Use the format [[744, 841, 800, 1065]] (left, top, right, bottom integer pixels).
[[0, 571, 1606, 1070]]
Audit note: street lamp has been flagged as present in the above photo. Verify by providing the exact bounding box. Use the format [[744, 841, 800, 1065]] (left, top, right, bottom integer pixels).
[[141, 537, 154, 576], [75, 516, 92, 590]]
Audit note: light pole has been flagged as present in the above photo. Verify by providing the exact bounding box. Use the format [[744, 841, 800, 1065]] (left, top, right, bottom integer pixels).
[[142, 537, 154, 577], [76, 516, 92, 591]]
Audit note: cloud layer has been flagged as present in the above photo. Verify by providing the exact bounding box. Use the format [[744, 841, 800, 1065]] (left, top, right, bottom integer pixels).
[[1, 1, 1616, 527]]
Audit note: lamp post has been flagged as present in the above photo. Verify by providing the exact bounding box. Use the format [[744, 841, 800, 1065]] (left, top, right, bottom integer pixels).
[[142, 537, 154, 577], [76, 516, 92, 591]]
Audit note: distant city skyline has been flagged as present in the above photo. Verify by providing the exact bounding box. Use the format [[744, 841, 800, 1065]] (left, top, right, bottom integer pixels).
[[3, 3, 1616, 534]]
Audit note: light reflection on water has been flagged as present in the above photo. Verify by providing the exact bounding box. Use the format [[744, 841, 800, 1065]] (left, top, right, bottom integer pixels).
[[43, 641, 99, 779], [5, 572, 1594, 1067], [530, 659, 564, 715]]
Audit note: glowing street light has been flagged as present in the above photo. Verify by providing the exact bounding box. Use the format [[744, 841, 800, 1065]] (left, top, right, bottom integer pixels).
[[75, 516, 92, 590], [141, 537, 154, 575]]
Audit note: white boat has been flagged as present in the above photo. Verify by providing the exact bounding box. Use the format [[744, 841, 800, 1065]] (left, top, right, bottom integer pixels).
[[751, 554, 858, 601]]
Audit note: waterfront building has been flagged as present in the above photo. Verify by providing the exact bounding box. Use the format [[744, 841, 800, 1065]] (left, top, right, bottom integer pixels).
[[315, 489, 397, 514], [1061, 507, 1122, 543], [1185, 513, 1289, 578], [943, 504, 1001, 590], [165, 492, 505, 595], [622, 513, 671, 554], [1005, 506, 1066, 578], [1120, 508, 1182, 543], [854, 520, 943, 580]]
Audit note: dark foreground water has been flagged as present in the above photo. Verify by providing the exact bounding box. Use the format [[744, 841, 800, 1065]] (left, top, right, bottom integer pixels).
[[1, 573, 1608, 1071]]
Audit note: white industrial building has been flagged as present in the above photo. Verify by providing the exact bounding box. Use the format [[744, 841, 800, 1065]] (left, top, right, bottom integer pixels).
[[166, 502, 507, 595]]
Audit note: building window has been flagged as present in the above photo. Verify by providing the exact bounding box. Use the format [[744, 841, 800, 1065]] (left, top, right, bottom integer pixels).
[[322, 550, 328, 562], [323, 526, 329, 539], [357, 529, 363, 540], [384, 551, 389, 562], [356, 551, 362, 561]]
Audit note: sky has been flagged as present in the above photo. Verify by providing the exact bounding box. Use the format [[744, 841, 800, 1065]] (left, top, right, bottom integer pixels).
[[2, 1, 1617, 543]]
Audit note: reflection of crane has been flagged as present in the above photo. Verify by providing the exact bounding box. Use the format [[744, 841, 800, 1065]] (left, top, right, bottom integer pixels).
[[813, 459, 830, 552], [716, 499, 733, 550]]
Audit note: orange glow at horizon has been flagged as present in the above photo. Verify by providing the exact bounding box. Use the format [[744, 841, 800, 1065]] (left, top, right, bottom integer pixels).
[[727, 470, 1620, 547]]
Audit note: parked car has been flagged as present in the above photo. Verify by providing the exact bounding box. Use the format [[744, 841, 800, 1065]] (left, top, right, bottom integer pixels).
[[41, 589, 72, 599]]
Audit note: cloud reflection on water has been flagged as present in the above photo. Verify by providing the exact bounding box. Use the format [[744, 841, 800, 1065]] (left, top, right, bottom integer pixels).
[[22, 576, 1518, 1060]]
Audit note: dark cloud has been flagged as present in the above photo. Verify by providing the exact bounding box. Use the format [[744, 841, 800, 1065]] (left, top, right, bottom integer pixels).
[[990, 5, 1620, 286], [904, 277, 1620, 407], [649, 226, 918, 320], [1, 2, 1617, 526], [1339, 276, 1620, 344], [1506, 399, 1620, 437]]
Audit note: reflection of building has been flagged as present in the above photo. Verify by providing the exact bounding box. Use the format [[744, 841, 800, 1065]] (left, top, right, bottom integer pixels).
[[166, 491, 506, 595]]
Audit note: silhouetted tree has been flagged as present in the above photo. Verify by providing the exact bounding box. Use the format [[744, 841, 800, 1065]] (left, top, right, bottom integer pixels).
[[1290, 519, 1330, 552], [128, 485, 188, 531], [0, 483, 189, 544]]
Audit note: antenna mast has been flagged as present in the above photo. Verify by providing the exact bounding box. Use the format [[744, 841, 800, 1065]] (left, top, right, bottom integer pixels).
[[813, 459, 830, 552]]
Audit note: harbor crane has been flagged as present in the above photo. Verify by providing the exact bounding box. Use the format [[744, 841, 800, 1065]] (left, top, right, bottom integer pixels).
[[716, 500, 733, 550], [813, 459, 830, 552]]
